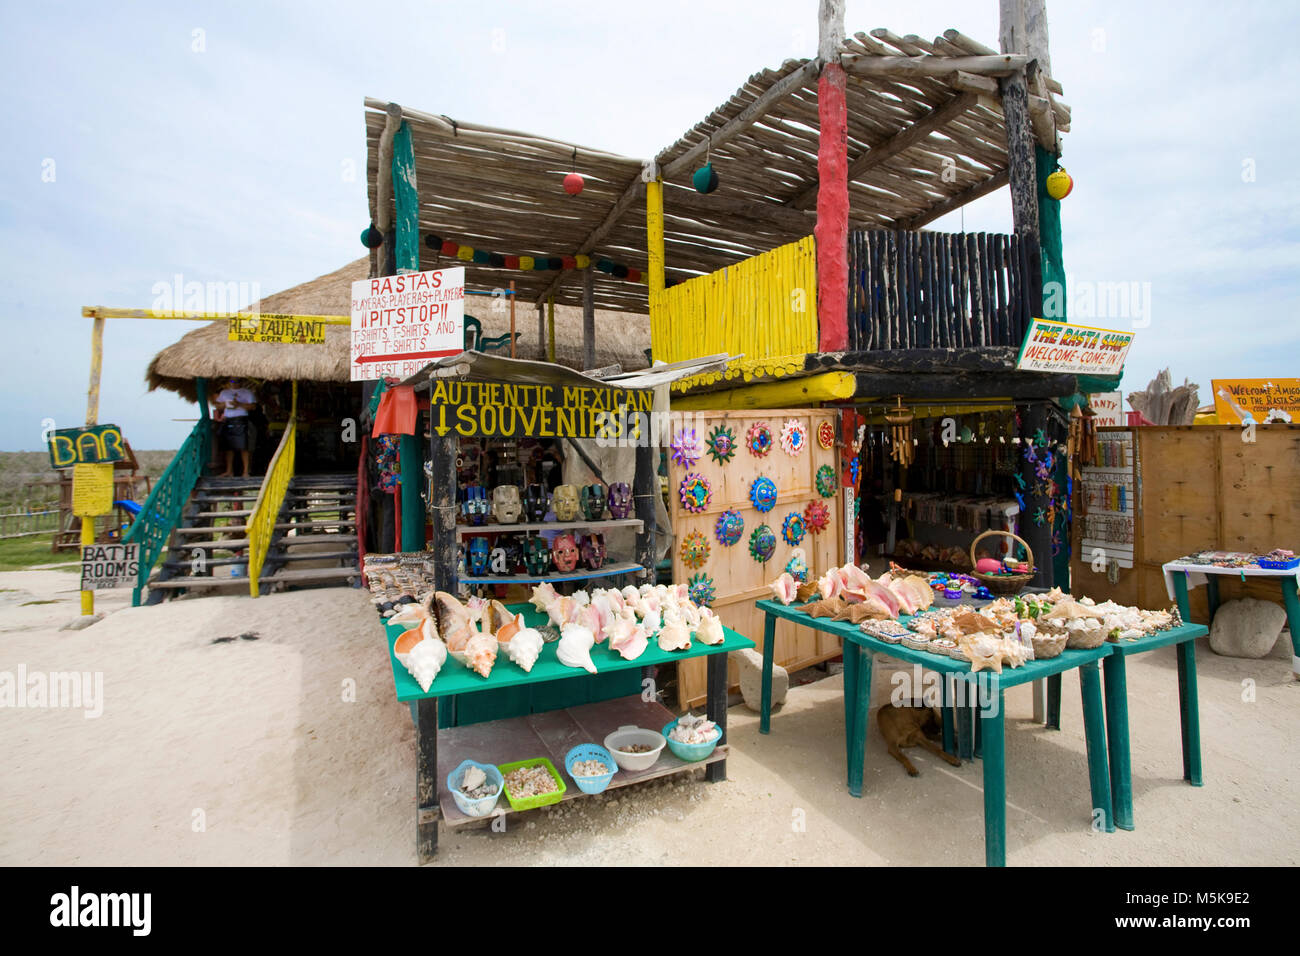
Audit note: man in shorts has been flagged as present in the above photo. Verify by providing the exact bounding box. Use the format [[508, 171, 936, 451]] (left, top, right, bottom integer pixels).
[[214, 377, 257, 477]]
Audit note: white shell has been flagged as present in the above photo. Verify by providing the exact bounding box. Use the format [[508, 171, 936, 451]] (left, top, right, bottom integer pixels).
[[695, 609, 725, 645], [657, 621, 692, 652], [397, 635, 448, 692], [506, 628, 545, 672], [557, 624, 597, 673]]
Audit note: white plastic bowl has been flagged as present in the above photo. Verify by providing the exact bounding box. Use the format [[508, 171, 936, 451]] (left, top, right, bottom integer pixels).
[[603, 725, 667, 771]]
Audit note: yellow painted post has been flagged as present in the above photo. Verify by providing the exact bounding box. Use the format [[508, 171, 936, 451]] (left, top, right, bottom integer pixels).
[[547, 295, 556, 363], [80, 313, 106, 615], [646, 176, 665, 359]]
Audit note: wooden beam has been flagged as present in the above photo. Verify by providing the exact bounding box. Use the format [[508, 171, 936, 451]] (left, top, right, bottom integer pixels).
[[547, 294, 556, 363], [894, 168, 1010, 230], [842, 53, 1026, 78], [581, 268, 595, 371], [668, 187, 819, 234], [791, 91, 978, 210], [375, 102, 402, 233], [646, 178, 665, 299], [672, 371, 856, 410], [854, 370, 1076, 400], [818, 0, 844, 60]]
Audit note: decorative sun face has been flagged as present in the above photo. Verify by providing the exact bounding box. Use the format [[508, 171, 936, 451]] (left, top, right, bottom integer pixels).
[[707, 425, 737, 464], [816, 465, 838, 498], [749, 476, 777, 513], [749, 525, 776, 563], [715, 509, 744, 546], [670, 428, 702, 468], [746, 422, 773, 458], [781, 512, 806, 546], [817, 420, 836, 450], [688, 572, 716, 607], [804, 499, 830, 534], [679, 473, 711, 513], [680, 530, 710, 569], [779, 420, 807, 456]]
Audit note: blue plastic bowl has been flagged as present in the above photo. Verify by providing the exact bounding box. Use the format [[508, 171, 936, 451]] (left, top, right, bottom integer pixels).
[[662, 718, 723, 762], [564, 744, 617, 795], [447, 759, 505, 817]]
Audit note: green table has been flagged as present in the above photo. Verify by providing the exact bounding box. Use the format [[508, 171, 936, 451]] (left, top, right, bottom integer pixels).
[[384, 603, 754, 862], [756, 599, 1115, 867]]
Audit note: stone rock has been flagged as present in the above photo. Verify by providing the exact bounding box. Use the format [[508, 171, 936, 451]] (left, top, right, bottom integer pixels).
[[733, 648, 787, 712], [1208, 598, 1285, 659]]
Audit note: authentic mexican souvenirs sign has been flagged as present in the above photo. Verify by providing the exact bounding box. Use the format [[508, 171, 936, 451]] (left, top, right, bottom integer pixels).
[[1016, 318, 1133, 376], [428, 380, 654, 439]]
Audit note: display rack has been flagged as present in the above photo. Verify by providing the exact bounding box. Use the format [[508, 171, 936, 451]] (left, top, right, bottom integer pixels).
[[1079, 429, 1137, 569], [459, 561, 642, 585], [455, 518, 642, 536]]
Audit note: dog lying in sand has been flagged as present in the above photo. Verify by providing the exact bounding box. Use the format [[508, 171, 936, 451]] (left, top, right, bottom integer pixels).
[[877, 702, 962, 776]]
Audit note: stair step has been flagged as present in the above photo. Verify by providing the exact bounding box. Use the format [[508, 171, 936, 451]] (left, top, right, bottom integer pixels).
[[161, 548, 356, 570], [149, 566, 359, 590], [191, 506, 354, 519]]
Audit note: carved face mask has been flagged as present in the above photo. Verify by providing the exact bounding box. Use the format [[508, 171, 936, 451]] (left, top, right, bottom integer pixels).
[[580, 483, 607, 521], [525, 484, 550, 523], [467, 536, 491, 575], [580, 532, 606, 570], [608, 482, 632, 519], [491, 485, 522, 524], [552, 532, 580, 572], [497, 534, 523, 573], [552, 484, 580, 522], [462, 485, 489, 526], [524, 536, 551, 576]]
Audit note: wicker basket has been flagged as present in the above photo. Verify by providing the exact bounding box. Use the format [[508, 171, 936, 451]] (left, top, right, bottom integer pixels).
[[969, 530, 1036, 595], [1031, 632, 1070, 659], [1066, 627, 1108, 650]]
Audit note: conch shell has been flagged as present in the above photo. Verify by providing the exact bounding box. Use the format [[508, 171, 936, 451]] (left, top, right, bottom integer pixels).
[[393, 623, 447, 692], [557, 624, 597, 673], [488, 600, 525, 644], [770, 572, 797, 606], [657, 621, 692, 652], [461, 630, 498, 679], [608, 613, 649, 660], [436, 591, 479, 652], [695, 608, 725, 645], [529, 582, 558, 613], [505, 627, 544, 673]]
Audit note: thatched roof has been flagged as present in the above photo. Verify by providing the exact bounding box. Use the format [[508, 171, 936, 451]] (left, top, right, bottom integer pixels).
[[146, 258, 651, 400]]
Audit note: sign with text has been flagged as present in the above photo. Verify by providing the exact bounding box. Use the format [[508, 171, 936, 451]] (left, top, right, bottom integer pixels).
[[428, 379, 655, 439], [1089, 392, 1124, 426], [81, 543, 140, 590], [71, 463, 115, 517], [48, 424, 127, 468], [228, 314, 327, 344], [350, 267, 465, 381], [1017, 318, 1133, 376], [1212, 378, 1300, 425]]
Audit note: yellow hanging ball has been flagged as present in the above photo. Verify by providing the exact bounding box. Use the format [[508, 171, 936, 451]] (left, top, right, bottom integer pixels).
[[1046, 168, 1073, 200], [519, 256, 535, 271], [456, 245, 474, 261], [574, 254, 591, 269]]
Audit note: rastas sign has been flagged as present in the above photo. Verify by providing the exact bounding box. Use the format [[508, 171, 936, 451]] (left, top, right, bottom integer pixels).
[[48, 424, 127, 469], [428, 380, 654, 439]]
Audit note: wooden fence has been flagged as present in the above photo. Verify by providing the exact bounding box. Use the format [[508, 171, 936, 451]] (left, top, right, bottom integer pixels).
[[0, 510, 59, 539], [848, 229, 1035, 351]]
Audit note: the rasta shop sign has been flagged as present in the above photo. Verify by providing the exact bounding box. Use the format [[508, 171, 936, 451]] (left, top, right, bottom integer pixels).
[[429, 380, 654, 439]]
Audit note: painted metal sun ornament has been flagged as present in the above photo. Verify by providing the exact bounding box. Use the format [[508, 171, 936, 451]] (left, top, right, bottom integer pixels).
[[706, 424, 737, 464], [749, 475, 777, 513], [670, 428, 702, 468], [680, 530, 710, 569], [748, 525, 777, 564], [779, 419, 807, 456], [804, 499, 830, 534], [817, 420, 836, 450], [746, 421, 773, 458], [688, 572, 716, 607], [715, 509, 744, 546], [781, 512, 806, 546], [678, 472, 711, 513], [815, 464, 837, 498]]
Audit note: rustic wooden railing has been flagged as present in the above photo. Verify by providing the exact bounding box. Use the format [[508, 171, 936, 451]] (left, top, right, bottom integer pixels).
[[247, 383, 297, 597], [848, 229, 1034, 351], [124, 417, 211, 606]]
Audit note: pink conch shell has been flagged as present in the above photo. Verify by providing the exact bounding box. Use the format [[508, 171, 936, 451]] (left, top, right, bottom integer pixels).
[[695, 608, 725, 645], [489, 600, 524, 644], [529, 582, 558, 613], [462, 630, 498, 679], [818, 570, 844, 601], [638, 607, 662, 635], [557, 624, 597, 674], [590, 594, 617, 636], [608, 615, 649, 660], [546, 596, 575, 627], [576, 603, 604, 642], [861, 579, 901, 617], [505, 628, 544, 673], [657, 621, 692, 652], [620, 585, 641, 605], [770, 572, 797, 605], [436, 591, 477, 652]]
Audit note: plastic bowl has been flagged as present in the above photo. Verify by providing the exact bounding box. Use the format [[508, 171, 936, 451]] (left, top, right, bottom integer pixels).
[[564, 744, 618, 795], [498, 757, 567, 811], [603, 725, 667, 772], [662, 718, 723, 762], [446, 759, 504, 818]]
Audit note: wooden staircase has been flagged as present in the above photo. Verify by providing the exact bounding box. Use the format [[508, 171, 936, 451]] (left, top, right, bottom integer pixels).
[[146, 473, 361, 599]]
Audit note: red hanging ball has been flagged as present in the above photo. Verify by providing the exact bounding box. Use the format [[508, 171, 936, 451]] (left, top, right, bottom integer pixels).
[[440, 240, 458, 257], [563, 172, 584, 195]]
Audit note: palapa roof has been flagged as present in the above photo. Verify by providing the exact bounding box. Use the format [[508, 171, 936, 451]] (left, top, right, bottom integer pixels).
[[146, 258, 651, 400], [365, 26, 1069, 316]]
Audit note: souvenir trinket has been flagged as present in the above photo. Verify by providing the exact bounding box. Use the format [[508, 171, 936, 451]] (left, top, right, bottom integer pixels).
[[491, 485, 522, 524], [680, 530, 710, 569], [580, 483, 607, 521], [607, 481, 632, 519], [580, 532, 606, 570], [687, 572, 716, 607], [523, 536, 551, 576], [784, 547, 809, 583], [707, 424, 737, 464], [781, 512, 806, 546], [749, 525, 776, 563], [815, 465, 837, 498], [670, 429, 702, 468], [779, 420, 807, 456], [749, 476, 777, 513], [817, 420, 835, 450], [679, 473, 711, 513], [804, 499, 830, 534], [551, 533, 580, 572], [715, 509, 744, 546], [462, 485, 489, 525], [467, 536, 491, 575], [552, 484, 581, 522], [525, 484, 550, 522], [746, 421, 773, 458]]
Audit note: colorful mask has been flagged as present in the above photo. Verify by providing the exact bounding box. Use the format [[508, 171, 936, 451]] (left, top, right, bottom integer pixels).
[[498, 534, 524, 572], [580, 533, 606, 570], [607, 482, 632, 518], [552, 532, 579, 572], [749, 476, 777, 513], [462, 485, 489, 525], [580, 483, 607, 521], [525, 484, 550, 522], [467, 536, 491, 575], [491, 485, 522, 524], [553, 484, 580, 522], [715, 509, 744, 546], [524, 536, 551, 575]]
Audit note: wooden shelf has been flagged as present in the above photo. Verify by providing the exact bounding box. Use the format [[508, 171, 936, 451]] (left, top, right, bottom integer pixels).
[[459, 561, 643, 586], [455, 518, 642, 536]]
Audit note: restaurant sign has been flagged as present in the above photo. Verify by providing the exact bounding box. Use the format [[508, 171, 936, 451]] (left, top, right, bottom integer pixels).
[[428, 380, 655, 439], [1017, 319, 1133, 376], [228, 314, 328, 344], [1212, 378, 1300, 425]]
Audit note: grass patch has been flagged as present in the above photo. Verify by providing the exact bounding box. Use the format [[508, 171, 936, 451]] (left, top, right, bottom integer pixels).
[[20, 599, 59, 606], [0, 535, 80, 572]]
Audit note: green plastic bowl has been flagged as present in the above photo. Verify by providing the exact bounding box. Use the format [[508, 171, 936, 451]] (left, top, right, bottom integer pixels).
[[498, 757, 567, 811]]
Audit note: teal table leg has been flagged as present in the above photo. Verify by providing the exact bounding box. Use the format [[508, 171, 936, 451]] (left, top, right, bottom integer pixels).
[[974, 701, 983, 759], [1176, 638, 1203, 786], [957, 691, 974, 760], [1046, 673, 1062, 729], [1205, 576, 1220, 622], [1103, 653, 1134, 830], [846, 645, 872, 797], [941, 675, 956, 757], [759, 611, 776, 734], [1173, 572, 1193, 624], [1281, 578, 1300, 679], [981, 681, 1006, 867], [1079, 661, 1114, 832], [842, 637, 859, 770]]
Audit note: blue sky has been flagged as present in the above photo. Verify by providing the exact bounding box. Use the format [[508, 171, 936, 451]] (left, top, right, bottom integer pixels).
[[1, 0, 1297, 450]]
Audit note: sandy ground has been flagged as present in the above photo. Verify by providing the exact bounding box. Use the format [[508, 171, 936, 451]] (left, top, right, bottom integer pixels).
[[1, 570, 1297, 866]]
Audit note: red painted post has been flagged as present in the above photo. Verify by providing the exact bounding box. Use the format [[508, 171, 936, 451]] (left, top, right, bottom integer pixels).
[[816, 60, 849, 352]]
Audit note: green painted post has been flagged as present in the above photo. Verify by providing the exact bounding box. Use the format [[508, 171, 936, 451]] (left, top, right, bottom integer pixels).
[[1280, 579, 1300, 680], [392, 120, 426, 553], [1103, 654, 1134, 830], [195, 378, 210, 471], [956, 692, 974, 760], [759, 612, 776, 734], [980, 683, 1006, 867], [1079, 661, 1114, 832], [846, 645, 872, 797], [1173, 573, 1193, 624], [842, 638, 858, 770], [1176, 640, 1203, 786], [941, 674, 955, 757]]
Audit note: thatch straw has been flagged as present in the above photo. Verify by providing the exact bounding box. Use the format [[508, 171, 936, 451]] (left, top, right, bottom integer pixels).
[[146, 257, 650, 400]]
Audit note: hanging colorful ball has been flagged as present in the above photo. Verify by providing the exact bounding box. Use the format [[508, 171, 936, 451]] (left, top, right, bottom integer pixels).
[[693, 162, 719, 194], [456, 245, 474, 261], [504, 255, 520, 269], [627, 268, 641, 283], [1046, 168, 1073, 200], [472, 249, 492, 264], [561, 256, 577, 270], [441, 239, 459, 257], [519, 256, 535, 270], [563, 172, 585, 195], [360, 224, 383, 248], [489, 253, 506, 268], [575, 254, 591, 269], [424, 234, 442, 250]]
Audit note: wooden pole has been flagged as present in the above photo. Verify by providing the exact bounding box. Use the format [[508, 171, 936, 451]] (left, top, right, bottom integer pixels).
[[536, 302, 545, 360], [646, 176, 665, 299], [547, 294, 556, 364], [509, 279, 517, 358], [581, 267, 595, 371], [999, 0, 1044, 315], [816, 0, 849, 353], [392, 118, 426, 553], [80, 313, 106, 616]]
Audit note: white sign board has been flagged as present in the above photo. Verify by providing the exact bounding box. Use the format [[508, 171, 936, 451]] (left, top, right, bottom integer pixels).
[[350, 267, 465, 381], [1089, 392, 1124, 427], [81, 544, 139, 591], [1016, 318, 1134, 376]]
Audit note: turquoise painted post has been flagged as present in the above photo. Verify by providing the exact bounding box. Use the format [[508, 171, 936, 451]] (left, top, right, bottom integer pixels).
[[392, 119, 426, 553], [1281, 578, 1300, 677], [846, 645, 872, 797], [1103, 653, 1134, 830], [980, 679, 1006, 867], [759, 611, 776, 734], [941, 674, 955, 757], [842, 638, 859, 769], [957, 694, 974, 760], [1079, 661, 1114, 832], [1173, 572, 1193, 624], [1176, 640, 1203, 786]]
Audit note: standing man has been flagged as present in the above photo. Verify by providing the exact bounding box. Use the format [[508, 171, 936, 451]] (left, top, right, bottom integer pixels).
[[214, 377, 258, 477]]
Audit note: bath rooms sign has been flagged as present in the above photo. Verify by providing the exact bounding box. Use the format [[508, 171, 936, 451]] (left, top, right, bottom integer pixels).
[[350, 266, 465, 381], [81, 543, 140, 590], [427, 379, 655, 439]]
